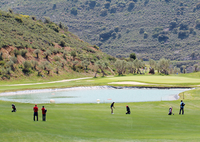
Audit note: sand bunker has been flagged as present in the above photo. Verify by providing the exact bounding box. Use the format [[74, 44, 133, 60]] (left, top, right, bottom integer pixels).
[[108, 82, 148, 85]]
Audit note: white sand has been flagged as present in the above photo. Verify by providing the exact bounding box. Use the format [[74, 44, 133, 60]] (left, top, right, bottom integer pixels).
[[108, 82, 148, 85]]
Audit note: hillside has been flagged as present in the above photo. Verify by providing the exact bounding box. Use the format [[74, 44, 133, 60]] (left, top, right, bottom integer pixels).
[[1, 0, 200, 61], [0, 10, 115, 80]]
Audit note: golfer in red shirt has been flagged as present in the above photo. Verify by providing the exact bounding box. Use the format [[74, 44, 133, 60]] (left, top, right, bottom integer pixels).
[[33, 104, 38, 121], [41, 106, 47, 121]]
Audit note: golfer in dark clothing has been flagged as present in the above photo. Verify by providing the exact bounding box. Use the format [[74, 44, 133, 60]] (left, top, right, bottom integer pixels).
[[179, 100, 185, 115], [11, 104, 16, 112], [41, 106, 47, 121], [110, 102, 115, 114], [33, 104, 38, 121], [126, 105, 131, 114]]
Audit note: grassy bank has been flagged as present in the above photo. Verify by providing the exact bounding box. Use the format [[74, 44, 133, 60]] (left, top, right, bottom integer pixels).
[[1, 74, 200, 93], [0, 99, 200, 142]]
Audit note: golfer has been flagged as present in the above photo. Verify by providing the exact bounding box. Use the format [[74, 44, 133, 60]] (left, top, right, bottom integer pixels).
[[11, 104, 16, 112], [41, 106, 47, 121], [126, 105, 131, 114], [179, 100, 185, 115], [33, 104, 38, 121], [110, 102, 115, 114]]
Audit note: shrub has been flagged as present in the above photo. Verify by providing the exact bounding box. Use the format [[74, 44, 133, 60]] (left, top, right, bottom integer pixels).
[[195, 19, 200, 29], [23, 60, 32, 73], [158, 34, 169, 42], [15, 16, 23, 23], [93, 45, 99, 50], [100, 9, 108, 16], [144, 32, 148, 39], [21, 49, 28, 57], [33, 49, 41, 58], [59, 40, 66, 47], [13, 49, 20, 57], [169, 21, 177, 30], [196, 3, 200, 9], [71, 7, 78, 15], [110, 5, 117, 13], [44, 16, 51, 23], [0, 52, 3, 60], [128, 1, 135, 11], [104, 2, 110, 9], [10, 56, 18, 63], [54, 56, 61, 61], [179, 22, 189, 30], [178, 30, 189, 39], [114, 26, 119, 32], [139, 28, 144, 34], [130, 53, 136, 60], [89, 0, 96, 8]]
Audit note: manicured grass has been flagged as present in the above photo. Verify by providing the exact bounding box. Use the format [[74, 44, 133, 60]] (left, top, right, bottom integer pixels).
[[1, 99, 200, 142], [1, 74, 200, 93]]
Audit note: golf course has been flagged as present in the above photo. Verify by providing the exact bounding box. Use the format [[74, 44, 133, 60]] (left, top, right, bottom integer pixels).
[[1, 74, 200, 141]]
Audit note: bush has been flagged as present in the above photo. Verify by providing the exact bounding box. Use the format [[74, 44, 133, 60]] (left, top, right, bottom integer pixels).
[[169, 21, 177, 30], [89, 0, 96, 8], [54, 56, 61, 61], [10, 56, 18, 63], [179, 22, 189, 30], [196, 3, 200, 9], [93, 45, 99, 50], [110, 5, 117, 13], [195, 19, 200, 29], [178, 30, 189, 39], [114, 26, 119, 32], [59, 40, 66, 47], [144, 32, 148, 39], [100, 9, 108, 16], [128, 1, 135, 11], [158, 34, 169, 42], [139, 28, 144, 34], [13, 49, 20, 57], [15, 16, 23, 23], [21, 49, 28, 57], [71, 7, 78, 15], [104, 2, 110, 9], [0, 52, 3, 60]]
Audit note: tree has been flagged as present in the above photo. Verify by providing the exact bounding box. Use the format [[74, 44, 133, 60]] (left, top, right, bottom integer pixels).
[[126, 61, 135, 74], [55, 61, 62, 74], [0, 52, 3, 60], [13, 49, 20, 57], [95, 60, 108, 77], [6, 60, 15, 71], [34, 49, 41, 58], [130, 53, 136, 60], [23, 61, 32, 73], [158, 58, 170, 75], [31, 60, 38, 70], [44, 50, 52, 60], [149, 59, 156, 74], [71, 7, 78, 15], [21, 49, 28, 58], [63, 50, 68, 60], [133, 59, 143, 74], [72, 61, 79, 71], [115, 60, 127, 75], [70, 51, 76, 61], [194, 64, 198, 72], [81, 60, 90, 71]]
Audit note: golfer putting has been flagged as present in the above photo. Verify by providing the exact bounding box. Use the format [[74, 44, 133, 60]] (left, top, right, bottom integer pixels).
[[110, 102, 115, 114]]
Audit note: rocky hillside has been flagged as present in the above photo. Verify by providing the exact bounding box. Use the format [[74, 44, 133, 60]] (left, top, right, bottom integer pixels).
[[1, 0, 200, 61], [0, 10, 116, 80]]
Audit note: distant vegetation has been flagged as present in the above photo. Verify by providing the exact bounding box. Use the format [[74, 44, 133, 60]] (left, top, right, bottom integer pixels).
[[2, 0, 200, 63], [0, 10, 117, 80]]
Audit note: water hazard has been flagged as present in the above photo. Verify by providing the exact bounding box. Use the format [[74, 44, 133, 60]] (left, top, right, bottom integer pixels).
[[0, 86, 190, 104]]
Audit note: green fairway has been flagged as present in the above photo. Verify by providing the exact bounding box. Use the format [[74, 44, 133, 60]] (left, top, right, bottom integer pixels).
[[1, 98, 200, 142], [1, 74, 200, 141]]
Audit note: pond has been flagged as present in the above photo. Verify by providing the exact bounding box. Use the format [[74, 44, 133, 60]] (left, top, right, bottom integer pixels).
[[0, 86, 190, 104]]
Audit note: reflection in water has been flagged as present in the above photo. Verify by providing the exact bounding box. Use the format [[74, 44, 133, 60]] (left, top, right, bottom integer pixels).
[[0, 86, 190, 104]]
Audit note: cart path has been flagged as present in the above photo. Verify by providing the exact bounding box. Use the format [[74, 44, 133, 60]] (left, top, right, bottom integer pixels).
[[2, 77, 92, 86]]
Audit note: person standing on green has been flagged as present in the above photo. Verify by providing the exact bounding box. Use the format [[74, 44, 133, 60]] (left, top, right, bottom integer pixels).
[[110, 102, 115, 114], [179, 100, 185, 115]]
